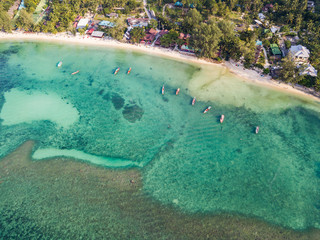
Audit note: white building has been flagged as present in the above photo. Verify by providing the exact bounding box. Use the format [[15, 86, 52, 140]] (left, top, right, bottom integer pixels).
[[300, 64, 318, 77], [289, 45, 310, 64], [258, 13, 266, 21], [76, 19, 89, 29]]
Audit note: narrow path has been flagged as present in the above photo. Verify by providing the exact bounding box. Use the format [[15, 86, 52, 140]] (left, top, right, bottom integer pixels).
[[7, 0, 20, 19], [262, 46, 269, 68], [143, 0, 151, 20]]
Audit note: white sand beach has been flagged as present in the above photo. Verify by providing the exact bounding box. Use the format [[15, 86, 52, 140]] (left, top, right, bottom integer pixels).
[[0, 31, 319, 102]]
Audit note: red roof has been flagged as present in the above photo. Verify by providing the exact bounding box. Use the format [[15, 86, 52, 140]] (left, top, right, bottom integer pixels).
[[148, 28, 158, 35], [87, 28, 94, 34], [159, 30, 169, 36]]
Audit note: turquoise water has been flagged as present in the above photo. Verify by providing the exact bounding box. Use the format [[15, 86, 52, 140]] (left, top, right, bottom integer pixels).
[[0, 41, 320, 237]]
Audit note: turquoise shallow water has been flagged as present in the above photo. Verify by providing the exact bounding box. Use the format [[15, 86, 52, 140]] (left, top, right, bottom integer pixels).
[[0, 41, 320, 236]]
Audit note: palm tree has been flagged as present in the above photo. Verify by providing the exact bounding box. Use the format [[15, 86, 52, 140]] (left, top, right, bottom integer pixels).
[[286, 13, 294, 24]]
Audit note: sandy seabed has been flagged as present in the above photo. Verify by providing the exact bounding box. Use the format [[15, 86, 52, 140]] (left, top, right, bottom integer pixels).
[[0, 31, 319, 102]]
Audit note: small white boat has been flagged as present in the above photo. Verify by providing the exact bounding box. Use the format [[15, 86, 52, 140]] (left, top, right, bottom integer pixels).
[[220, 115, 225, 123], [176, 88, 180, 95], [192, 97, 196, 106], [203, 106, 211, 113], [162, 85, 165, 95], [114, 67, 120, 75], [71, 70, 79, 75], [255, 126, 259, 134], [57, 61, 63, 68]]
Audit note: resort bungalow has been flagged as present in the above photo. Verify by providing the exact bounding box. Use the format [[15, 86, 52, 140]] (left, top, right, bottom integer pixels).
[[140, 28, 158, 44], [91, 31, 104, 38], [76, 19, 89, 29], [127, 18, 149, 28], [270, 44, 282, 56], [300, 64, 318, 77], [86, 28, 95, 35], [178, 33, 190, 41], [180, 44, 195, 53], [289, 45, 310, 64], [175, 1, 184, 7], [262, 4, 273, 12], [99, 21, 115, 28], [106, 13, 119, 18], [307, 1, 315, 12], [258, 13, 266, 21]]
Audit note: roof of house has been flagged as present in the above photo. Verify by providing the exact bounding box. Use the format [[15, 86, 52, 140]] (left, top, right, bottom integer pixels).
[[91, 31, 104, 38], [106, 13, 118, 18], [300, 64, 317, 77], [148, 28, 158, 35], [289, 45, 310, 58], [77, 19, 89, 29], [270, 44, 281, 55], [86, 28, 95, 34], [159, 30, 169, 36], [270, 26, 281, 34], [258, 13, 266, 20], [127, 18, 149, 27], [99, 20, 115, 27]]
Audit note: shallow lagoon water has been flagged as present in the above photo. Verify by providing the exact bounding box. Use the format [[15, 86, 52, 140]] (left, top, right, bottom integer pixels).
[[0, 41, 320, 238]]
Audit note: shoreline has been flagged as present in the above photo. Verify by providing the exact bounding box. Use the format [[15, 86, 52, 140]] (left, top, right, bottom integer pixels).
[[0, 31, 319, 102]]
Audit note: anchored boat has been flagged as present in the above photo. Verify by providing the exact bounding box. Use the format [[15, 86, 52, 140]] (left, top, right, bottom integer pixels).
[[162, 85, 165, 95], [176, 88, 180, 95], [57, 61, 63, 68], [114, 67, 120, 75], [192, 97, 196, 106], [127, 67, 131, 74], [220, 115, 225, 123], [71, 70, 79, 75], [255, 126, 259, 134], [203, 106, 211, 113]]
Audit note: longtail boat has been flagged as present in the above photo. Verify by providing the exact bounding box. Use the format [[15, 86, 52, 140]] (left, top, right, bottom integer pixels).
[[220, 115, 225, 123], [127, 67, 132, 74], [203, 106, 211, 113], [192, 97, 196, 106], [71, 70, 79, 75], [162, 85, 165, 95], [114, 67, 120, 75]]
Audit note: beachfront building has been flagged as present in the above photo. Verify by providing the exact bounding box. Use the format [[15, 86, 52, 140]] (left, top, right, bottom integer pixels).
[[91, 31, 104, 38], [300, 64, 318, 77], [140, 28, 158, 44], [77, 19, 89, 29], [127, 18, 149, 28], [289, 45, 310, 65], [99, 21, 115, 28]]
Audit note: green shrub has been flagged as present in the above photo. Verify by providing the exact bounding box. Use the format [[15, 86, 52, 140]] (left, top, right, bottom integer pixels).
[[263, 68, 270, 74], [284, 40, 291, 49]]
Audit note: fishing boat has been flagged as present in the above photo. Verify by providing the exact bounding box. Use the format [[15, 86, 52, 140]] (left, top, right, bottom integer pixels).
[[127, 67, 132, 74], [176, 88, 180, 95], [255, 126, 259, 134], [71, 70, 79, 75], [220, 115, 225, 123], [203, 106, 211, 113], [192, 97, 196, 106], [114, 67, 120, 75], [162, 85, 165, 95], [57, 61, 63, 68]]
